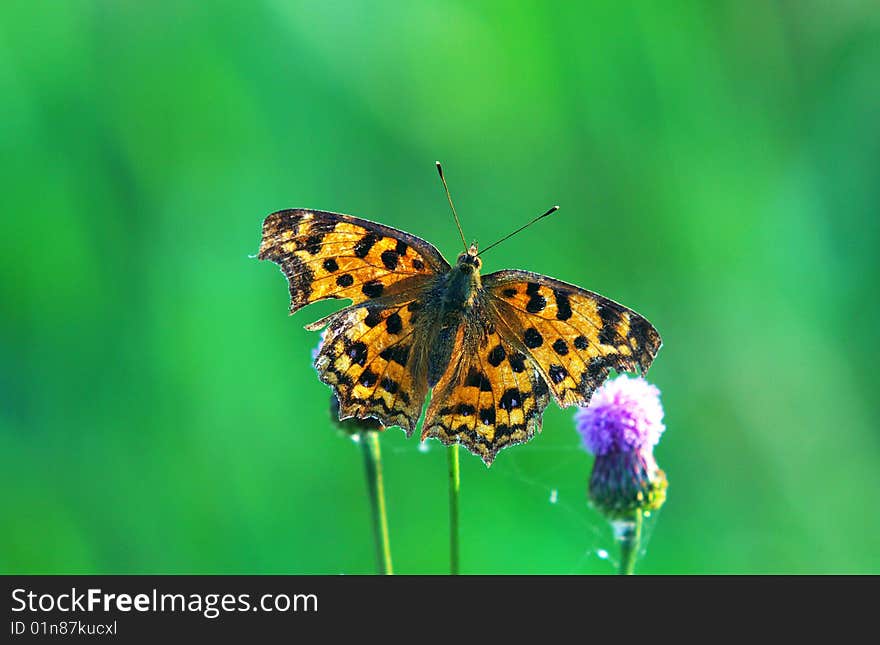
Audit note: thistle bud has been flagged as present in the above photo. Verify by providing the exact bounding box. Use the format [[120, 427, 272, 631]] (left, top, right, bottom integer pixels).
[[575, 376, 667, 518]]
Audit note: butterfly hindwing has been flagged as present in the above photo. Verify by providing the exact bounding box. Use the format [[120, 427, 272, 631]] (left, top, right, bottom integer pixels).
[[484, 270, 661, 408], [422, 319, 551, 465], [259, 209, 450, 313], [314, 296, 429, 433]]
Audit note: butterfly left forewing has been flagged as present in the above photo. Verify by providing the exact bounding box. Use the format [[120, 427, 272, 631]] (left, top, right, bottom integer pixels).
[[259, 209, 449, 314], [484, 270, 661, 408]]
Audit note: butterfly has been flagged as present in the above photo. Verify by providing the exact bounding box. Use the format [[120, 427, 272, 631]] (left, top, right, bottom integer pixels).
[[258, 165, 661, 465]]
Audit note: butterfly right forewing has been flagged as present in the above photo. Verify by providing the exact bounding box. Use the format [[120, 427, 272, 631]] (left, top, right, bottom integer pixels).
[[484, 269, 662, 409]]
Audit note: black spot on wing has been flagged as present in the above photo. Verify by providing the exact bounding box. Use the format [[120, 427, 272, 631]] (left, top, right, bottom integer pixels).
[[526, 292, 547, 313], [574, 335, 589, 350], [456, 403, 475, 417], [499, 388, 523, 411], [336, 274, 354, 287], [364, 310, 383, 328], [524, 327, 543, 348], [347, 341, 368, 366], [386, 312, 403, 334], [304, 234, 324, 255], [487, 344, 506, 367], [548, 364, 568, 384], [553, 290, 573, 321], [380, 250, 399, 270], [380, 345, 410, 366], [380, 377, 399, 394], [465, 367, 493, 392], [322, 258, 339, 272], [552, 338, 569, 355], [362, 280, 385, 298], [354, 233, 381, 259]]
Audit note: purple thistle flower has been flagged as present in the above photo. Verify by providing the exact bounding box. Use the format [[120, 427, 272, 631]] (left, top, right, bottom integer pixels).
[[574, 376, 668, 518], [575, 376, 665, 456]]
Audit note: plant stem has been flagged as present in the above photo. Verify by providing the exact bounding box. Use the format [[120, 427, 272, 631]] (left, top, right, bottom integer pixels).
[[616, 510, 643, 575], [360, 431, 393, 575], [447, 444, 461, 575]]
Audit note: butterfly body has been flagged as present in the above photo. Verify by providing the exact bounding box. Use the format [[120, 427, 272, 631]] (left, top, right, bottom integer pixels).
[[259, 208, 661, 465], [420, 249, 485, 386]]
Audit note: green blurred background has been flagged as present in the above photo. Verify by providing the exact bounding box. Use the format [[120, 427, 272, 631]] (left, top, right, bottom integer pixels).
[[2, 1, 878, 574]]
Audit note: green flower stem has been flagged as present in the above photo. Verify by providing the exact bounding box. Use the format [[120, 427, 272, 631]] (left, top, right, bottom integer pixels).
[[360, 431, 393, 575], [616, 510, 643, 575], [447, 444, 461, 575]]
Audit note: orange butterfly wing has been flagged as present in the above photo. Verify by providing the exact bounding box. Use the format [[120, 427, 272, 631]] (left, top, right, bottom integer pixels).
[[483, 270, 662, 408], [259, 209, 451, 431], [315, 297, 429, 433], [258, 209, 449, 313], [422, 322, 551, 465]]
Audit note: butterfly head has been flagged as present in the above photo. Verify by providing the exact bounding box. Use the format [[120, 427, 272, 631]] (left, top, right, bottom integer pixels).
[[456, 242, 482, 273], [446, 243, 483, 305]]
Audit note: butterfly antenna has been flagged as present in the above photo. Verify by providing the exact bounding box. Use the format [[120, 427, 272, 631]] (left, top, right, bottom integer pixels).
[[436, 161, 468, 252], [477, 205, 560, 256]]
